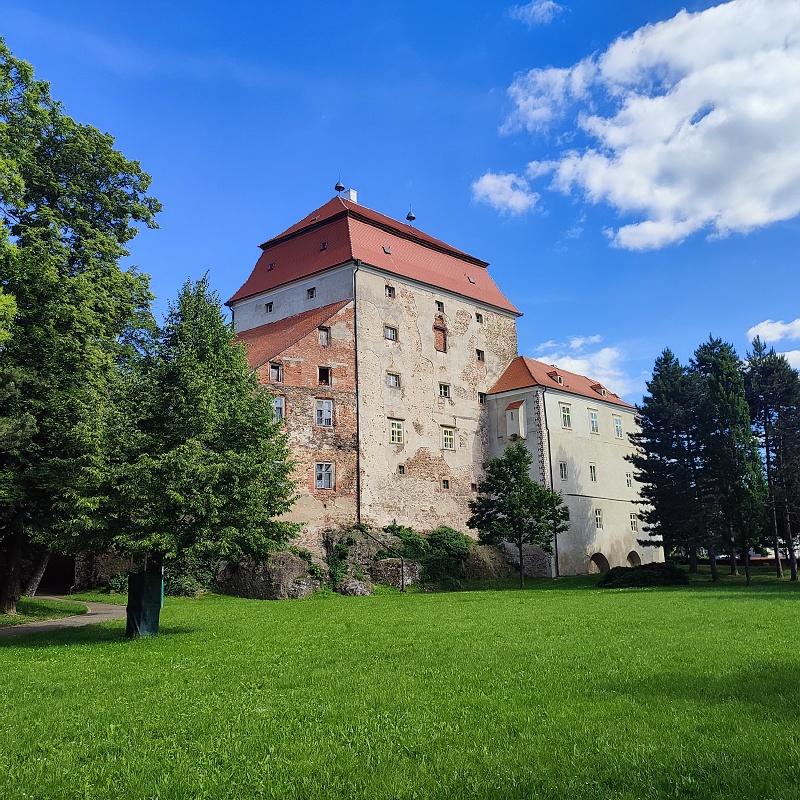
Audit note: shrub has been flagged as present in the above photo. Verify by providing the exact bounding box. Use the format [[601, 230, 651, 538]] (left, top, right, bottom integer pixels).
[[164, 553, 217, 597], [597, 562, 690, 589]]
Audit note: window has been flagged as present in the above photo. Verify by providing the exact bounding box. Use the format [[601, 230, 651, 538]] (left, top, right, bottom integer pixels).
[[307, 287, 316, 299], [589, 463, 597, 482], [560, 404, 571, 429], [442, 479, 450, 490], [268, 262, 275, 271], [265, 301, 274, 313], [630, 513, 639, 532], [315, 399, 333, 427], [559, 461, 568, 481], [319, 242, 327, 251], [269, 362, 283, 382], [389, 419, 404, 445], [383, 245, 391, 255], [315, 462, 334, 490], [476, 312, 484, 324], [273, 396, 285, 421], [471, 482, 478, 492], [387, 372, 401, 388], [439, 383, 451, 398], [436, 300, 445, 313], [595, 508, 604, 529], [318, 327, 330, 346], [441, 427, 456, 450], [318, 367, 330, 386], [589, 409, 599, 434], [626, 472, 633, 488], [614, 416, 623, 439], [384, 325, 398, 341], [434, 326, 447, 352], [476, 349, 485, 361], [397, 464, 405, 475], [478, 392, 487, 405], [385, 285, 396, 298]]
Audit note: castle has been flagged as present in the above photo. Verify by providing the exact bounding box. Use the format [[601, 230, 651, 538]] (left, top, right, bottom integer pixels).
[[228, 190, 659, 575]]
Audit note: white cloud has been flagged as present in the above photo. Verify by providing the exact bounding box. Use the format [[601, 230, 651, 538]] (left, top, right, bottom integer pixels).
[[497, 0, 800, 249], [781, 350, 800, 368], [568, 334, 602, 350], [471, 172, 539, 214], [509, 1, 564, 26], [535, 345, 636, 397], [746, 318, 800, 342]]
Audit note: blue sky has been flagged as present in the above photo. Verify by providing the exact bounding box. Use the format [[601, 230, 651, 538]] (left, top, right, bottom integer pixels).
[[4, 0, 799, 402]]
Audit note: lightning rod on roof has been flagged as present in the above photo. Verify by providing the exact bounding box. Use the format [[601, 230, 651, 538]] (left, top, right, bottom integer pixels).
[[406, 203, 416, 223]]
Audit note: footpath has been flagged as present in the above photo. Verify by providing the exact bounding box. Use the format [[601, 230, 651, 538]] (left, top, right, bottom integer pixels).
[[0, 595, 126, 638]]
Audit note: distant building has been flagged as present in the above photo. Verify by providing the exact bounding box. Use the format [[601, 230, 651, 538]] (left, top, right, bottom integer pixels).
[[228, 191, 661, 574]]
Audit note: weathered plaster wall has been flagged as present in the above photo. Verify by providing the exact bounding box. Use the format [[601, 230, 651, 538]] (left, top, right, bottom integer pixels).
[[355, 267, 518, 533], [489, 387, 662, 575]]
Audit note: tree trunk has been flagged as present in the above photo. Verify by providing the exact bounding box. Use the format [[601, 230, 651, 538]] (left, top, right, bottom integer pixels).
[[23, 550, 52, 597], [0, 518, 25, 614], [728, 536, 738, 576], [708, 544, 720, 583], [517, 539, 525, 589], [764, 435, 784, 578], [688, 547, 698, 574], [743, 547, 751, 586], [126, 553, 164, 638], [785, 506, 798, 582]]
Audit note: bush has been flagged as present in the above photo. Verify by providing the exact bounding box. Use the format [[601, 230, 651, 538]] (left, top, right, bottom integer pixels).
[[164, 553, 217, 597], [428, 526, 471, 561], [597, 562, 690, 589]]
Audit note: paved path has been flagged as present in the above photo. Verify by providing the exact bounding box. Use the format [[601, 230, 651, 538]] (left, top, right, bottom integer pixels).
[[0, 595, 126, 638]]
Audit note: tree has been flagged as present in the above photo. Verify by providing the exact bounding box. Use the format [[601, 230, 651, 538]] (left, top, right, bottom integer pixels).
[[745, 338, 800, 581], [468, 442, 568, 588], [0, 38, 159, 613], [80, 278, 298, 636], [693, 337, 767, 585]]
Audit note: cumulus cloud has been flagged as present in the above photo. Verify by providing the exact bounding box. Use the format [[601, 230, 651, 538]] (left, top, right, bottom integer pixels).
[[487, 0, 800, 249], [781, 350, 800, 368], [471, 172, 539, 214], [509, 1, 564, 26], [746, 318, 800, 342], [535, 345, 635, 397]]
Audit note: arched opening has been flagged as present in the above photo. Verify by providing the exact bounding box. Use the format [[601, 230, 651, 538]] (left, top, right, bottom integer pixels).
[[627, 551, 642, 567], [587, 553, 610, 574]]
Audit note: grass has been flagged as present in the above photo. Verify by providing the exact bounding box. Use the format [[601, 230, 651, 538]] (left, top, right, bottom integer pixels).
[[1, 570, 799, 799], [0, 597, 87, 628]]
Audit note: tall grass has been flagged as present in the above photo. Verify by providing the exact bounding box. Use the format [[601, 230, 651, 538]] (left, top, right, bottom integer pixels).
[[1, 574, 799, 799]]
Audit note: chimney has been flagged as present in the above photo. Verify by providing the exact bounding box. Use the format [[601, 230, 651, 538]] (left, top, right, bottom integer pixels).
[[343, 188, 358, 203]]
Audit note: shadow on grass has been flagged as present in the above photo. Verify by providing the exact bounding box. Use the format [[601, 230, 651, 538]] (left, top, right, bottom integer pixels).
[[0, 624, 195, 649]]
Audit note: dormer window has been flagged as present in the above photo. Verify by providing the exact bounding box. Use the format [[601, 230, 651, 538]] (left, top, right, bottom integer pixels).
[[591, 382, 607, 397], [548, 370, 563, 385], [319, 242, 327, 251], [383, 246, 392, 255], [268, 262, 275, 271]]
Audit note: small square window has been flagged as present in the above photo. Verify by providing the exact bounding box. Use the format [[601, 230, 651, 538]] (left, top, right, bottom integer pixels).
[[273, 396, 285, 421], [559, 461, 568, 481], [441, 427, 456, 450], [397, 464, 405, 475], [595, 509, 604, 529], [439, 383, 450, 398], [384, 326, 398, 341], [265, 301, 274, 313], [476, 349, 485, 362], [476, 312, 483, 324], [385, 285, 396, 298], [315, 399, 333, 427], [315, 462, 334, 490], [307, 287, 316, 299], [589, 463, 597, 482], [478, 392, 487, 405], [318, 367, 331, 386], [387, 372, 400, 388], [436, 301, 445, 313], [630, 513, 638, 532], [560, 404, 571, 429], [589, 410, 599, 434], [318, 327, 330, 346], [442, 479, 450, 490], [626, 472, 633, 488], [269, 362, 283, 382], [614, 416, 624, 439], [389, 419, 404, 445]]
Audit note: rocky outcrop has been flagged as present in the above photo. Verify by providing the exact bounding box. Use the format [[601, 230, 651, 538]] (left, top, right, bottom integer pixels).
[[462, 543, 517, 581], [371, 558, 422, 588], [215, 552, 321, 600], [335, 578, 372, 596]]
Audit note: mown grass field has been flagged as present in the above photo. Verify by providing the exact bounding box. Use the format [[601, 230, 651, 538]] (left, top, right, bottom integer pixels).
[[2, 573, 799, 799]]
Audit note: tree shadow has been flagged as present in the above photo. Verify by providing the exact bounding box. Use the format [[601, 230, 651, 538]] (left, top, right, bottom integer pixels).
[[0, 624, 195, 649]]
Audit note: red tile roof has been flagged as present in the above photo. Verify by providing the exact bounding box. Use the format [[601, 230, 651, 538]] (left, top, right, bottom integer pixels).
[[235, 299, 351, 369], [227, 197, 520, 315], [489, 357, 634, 409], [506, 400, 525, 411]]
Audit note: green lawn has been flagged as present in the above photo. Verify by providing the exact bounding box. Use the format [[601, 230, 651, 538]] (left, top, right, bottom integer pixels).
[[1, 573, 799, 799], [0, 596, 87, 628]]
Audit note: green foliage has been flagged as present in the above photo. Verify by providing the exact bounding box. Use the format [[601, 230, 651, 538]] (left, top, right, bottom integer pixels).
[[307, 564, 326, 582], [468, 442, 568, 588], [383, 520, 429, 560], [163, 552, 217, 597], [427, 526, 471, 561], [597, 562, 691, 588], [106, 573, 129, 594]]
